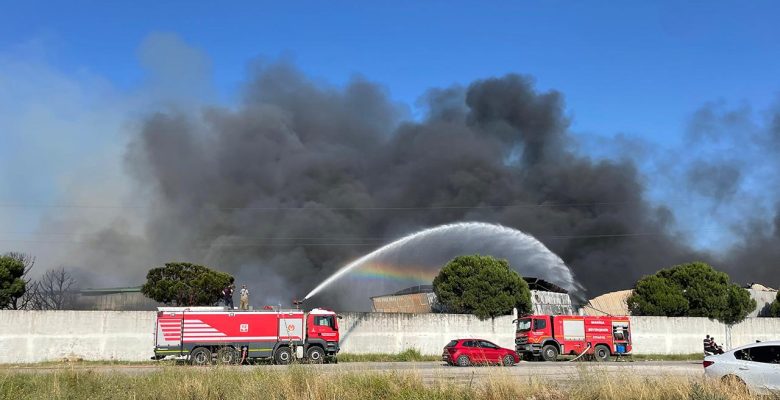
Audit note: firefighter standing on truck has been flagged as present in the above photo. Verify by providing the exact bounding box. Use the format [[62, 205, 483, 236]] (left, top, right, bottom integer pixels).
[[222, 280, 235, 309], [239, 285, 250, 310]]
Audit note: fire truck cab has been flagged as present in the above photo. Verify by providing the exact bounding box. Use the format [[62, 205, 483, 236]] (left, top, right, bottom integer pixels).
[[154, 306, 340, 365], [515, 314, 631, 362]]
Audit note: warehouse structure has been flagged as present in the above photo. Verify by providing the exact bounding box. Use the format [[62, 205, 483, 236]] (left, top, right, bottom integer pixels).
[[370, 278, 575, 315], [74, 287, 161, 311], [582, 284, 777, 317]]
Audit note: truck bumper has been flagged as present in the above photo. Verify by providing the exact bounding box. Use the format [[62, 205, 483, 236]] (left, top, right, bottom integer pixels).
[[326, 341, 340, 355], [516, 343, 542, 356], [153, 348, 183, 359]]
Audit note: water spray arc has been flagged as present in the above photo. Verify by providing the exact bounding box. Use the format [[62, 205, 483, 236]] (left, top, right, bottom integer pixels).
[[303, 222, 582, 301]]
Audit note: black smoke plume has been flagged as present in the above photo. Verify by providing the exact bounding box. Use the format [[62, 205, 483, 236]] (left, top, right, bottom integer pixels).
[[75, 62, 779, 308]]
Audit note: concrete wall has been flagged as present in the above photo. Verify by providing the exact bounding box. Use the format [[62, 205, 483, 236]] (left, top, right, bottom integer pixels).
[[0, 311, 155, 363], [339, 313, 780, 355], [339, 312, 517, 354], [2, 310, 780, 363]]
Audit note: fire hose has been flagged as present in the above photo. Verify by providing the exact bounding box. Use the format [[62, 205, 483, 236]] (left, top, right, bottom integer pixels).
[[569, 344, 592, 362]]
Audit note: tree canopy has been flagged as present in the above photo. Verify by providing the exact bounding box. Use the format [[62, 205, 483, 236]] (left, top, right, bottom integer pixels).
[[627, 261, 756, 325], [770, 291, 780, 318], [0, 254, 27, 309], [433, 254, 532, 320], [141, 262, 234, 306]]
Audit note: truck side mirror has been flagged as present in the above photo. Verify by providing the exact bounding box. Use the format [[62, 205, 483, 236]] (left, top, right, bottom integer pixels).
[[511, 319, 518, 324]]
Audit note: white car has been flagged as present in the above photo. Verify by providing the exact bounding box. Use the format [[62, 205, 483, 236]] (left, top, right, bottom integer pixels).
[[704, 340, 780, 395]]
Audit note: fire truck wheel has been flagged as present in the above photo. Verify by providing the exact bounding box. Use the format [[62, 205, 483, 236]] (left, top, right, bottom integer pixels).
[[217, 347, 239, 365], [594, 345, 611, 362], [456, 355, 471, 367], [190, 347, 212, 366], [306, 346, 325, 364], [501, 354, 515, 367], [541, 344, 559, 362], [274, 347, 292, 365]]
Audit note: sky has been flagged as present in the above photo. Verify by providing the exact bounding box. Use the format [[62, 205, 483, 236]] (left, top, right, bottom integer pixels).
[[1, 1, 779, 285]]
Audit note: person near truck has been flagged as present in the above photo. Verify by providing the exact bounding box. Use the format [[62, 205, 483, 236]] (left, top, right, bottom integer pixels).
[[703, 334, 711, 354], [239, 284, 250, 310], [222, 280, 235, 309], [704, 335, 723, 355], [710, 337, 724, 354]]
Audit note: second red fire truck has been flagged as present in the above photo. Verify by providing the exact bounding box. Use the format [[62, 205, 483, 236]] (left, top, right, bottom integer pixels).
[[154, 306, 340, 365], [515, 314, 632, 361]]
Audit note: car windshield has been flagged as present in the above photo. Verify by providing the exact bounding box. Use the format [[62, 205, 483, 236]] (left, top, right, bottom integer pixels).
[[517, 318, 532, 332]]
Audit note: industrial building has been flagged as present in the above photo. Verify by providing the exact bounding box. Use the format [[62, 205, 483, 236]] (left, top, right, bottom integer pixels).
[[370, 278, 575, 315], [370, 285, 440, 313], [582, 284, 778, 317], [74, 286, 161, 311]]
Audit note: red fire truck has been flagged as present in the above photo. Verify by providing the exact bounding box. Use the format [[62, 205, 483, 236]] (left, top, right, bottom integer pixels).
[[154, 306, 340, 365], [515, 314, 631, 362]]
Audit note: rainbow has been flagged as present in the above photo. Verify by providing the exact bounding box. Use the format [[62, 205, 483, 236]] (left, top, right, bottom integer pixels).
[[346, 262, 439, 284]]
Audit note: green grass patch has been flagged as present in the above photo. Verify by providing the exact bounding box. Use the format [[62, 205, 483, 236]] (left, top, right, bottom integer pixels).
[[337, 348, 441, 362], [625, 353, 703, 361]]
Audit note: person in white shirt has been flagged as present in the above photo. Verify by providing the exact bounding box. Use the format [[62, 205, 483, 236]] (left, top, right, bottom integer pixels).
[[239, 285, 250, 310]]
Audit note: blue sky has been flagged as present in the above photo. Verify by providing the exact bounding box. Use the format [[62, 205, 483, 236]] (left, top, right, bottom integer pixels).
[[1, 1, 779, 265], [2, 1, 778, 137]]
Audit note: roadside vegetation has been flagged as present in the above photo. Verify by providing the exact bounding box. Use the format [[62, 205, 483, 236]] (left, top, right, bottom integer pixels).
[[433, 254, 532, 320], [141, 262, 233, 306], [770, 291, 780, 317], [0, 366, 767, 400], [0, 350, 703, 368], [337, 349, 440, 362], [621, 353, 703, 361], [627, 262, 756, 324]]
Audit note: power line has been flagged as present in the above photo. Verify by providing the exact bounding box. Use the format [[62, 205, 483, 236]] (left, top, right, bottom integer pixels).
[[0, 200, 649, 211], [0, 229, 722, 246], [0, 239, 379, 247]]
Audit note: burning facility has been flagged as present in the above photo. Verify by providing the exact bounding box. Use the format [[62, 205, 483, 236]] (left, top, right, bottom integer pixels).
[[370, 278, 574, 315]]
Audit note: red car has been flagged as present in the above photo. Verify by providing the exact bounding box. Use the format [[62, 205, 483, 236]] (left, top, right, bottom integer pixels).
[[442, 338, 520, 366]]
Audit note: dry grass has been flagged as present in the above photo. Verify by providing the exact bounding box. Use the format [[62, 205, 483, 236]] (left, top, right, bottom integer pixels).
[[0, 365, 773, 400]]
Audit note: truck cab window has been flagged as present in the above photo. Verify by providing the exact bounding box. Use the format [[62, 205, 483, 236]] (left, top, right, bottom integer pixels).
[[314, 316, 333, 327], [533, 319, 546, 330], [517, 318, 532, 332]]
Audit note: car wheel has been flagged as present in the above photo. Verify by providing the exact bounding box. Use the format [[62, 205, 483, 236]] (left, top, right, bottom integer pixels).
[[457, 355, 471, 367], [541, 345, 559, 362], [274, 347, 293, 365], [501, 354, 515, 367], [306, 346, 325, 364], [190, 347, 212, 366], [594, 345, 611, 362]]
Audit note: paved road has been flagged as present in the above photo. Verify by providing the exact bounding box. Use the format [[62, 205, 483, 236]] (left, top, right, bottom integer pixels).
[[316, 361, 702, 383], [3, 361, 705, 384]]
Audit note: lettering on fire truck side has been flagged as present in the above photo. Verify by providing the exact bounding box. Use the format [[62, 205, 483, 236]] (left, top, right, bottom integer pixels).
[[586, 328, 610, 333], [240, 324, 248, 332]]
